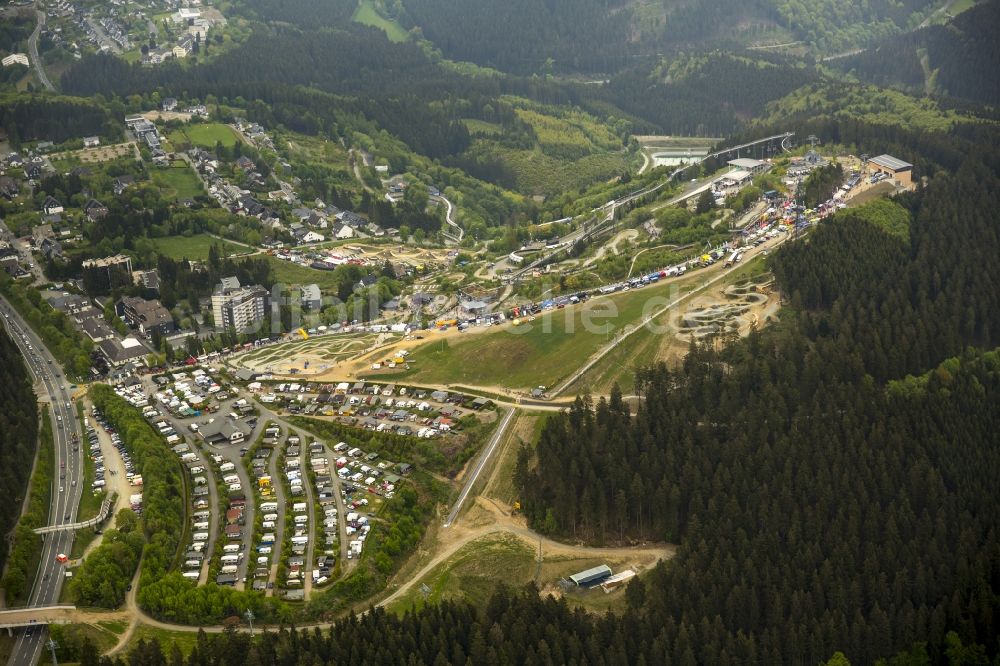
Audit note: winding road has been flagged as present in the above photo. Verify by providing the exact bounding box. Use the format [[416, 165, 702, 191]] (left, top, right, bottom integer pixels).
[[28, 6, 54, 92]]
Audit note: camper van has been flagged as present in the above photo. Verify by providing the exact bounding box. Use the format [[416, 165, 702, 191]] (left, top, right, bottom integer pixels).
[[192, 532, 209, 542], [221, 555, 241, 565], [219, 462, 236, 473], [220, 565, 239, 574], [192, 521, 209, 531], [260, 502, 278, 512], [182, 571, 200, 580], [292, 502, 307, 513], [223, 544, 241, 554]]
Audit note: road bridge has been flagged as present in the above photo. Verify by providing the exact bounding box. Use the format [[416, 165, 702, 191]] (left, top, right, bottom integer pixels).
[[0, 607, 75, 635]]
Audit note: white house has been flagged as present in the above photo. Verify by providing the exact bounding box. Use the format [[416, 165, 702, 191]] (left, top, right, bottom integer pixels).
[[83, 136, 100, 148], [331, 222, 354, 240], [42, 196, 64, 216]]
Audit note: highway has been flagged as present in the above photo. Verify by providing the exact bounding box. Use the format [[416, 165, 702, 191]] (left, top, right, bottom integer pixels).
[[1, 298, 83, 666]]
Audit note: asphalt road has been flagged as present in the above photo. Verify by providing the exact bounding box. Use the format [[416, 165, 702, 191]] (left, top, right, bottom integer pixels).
[[1, 298, 83, 666], [28, 6, 54, 91]]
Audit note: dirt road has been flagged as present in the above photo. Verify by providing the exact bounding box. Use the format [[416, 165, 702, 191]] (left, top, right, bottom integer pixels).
[[380, 498, 675, 608]]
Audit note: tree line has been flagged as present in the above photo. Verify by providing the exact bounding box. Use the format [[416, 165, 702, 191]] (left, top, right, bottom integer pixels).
[[0, 326, 38, 571], [57, 587, 996, 665], [0, 93, 122, 146], [0, 272, 94, 377], [0, 345, 46, 605]]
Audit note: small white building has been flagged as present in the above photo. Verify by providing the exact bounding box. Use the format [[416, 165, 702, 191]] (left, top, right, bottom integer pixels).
[[1, 53, 29, 67], [83, 136, 100, 148]]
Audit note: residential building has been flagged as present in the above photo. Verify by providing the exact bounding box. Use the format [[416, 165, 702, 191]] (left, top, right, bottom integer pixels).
[[84, 199, 109, 221], [32, 224, 55, 246], [211, 277, 270, 333], [81, 317, 116, 343], [1, 53, 29, 67], [42, 196, 63, 215], [355, 274, 378, 291], [132, 269, 160, 293], [301, 284, 321, 310], [39, 237, 63, 260], [331, 221, 354, 240], [0, 176, 18, 199], [98, 336, 148, 368], [117, 296, 175, 336], [83, 136, 100, 148], [113, 175, 135, 195], [82, 254, 133, 292]]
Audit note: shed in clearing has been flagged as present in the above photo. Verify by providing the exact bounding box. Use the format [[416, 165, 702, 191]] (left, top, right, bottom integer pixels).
[[569, 564, 613, 588]]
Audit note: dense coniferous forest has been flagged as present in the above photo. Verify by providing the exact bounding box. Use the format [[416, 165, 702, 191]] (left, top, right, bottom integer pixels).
[[0, 327, 39, 571], [232, 0, 357, 27], [800, 162, 844, 206], [599, 54, 818, 136], [0, 94, 122, 146], [401, 0, 633, 75], [511, 128, 1000, 663], [838, 0, 1000, 106], [64, 583, 998, 665], [59, 32, 822, 160]]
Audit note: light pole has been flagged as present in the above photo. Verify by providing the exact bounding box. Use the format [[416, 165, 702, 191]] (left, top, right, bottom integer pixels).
[[46, 638, 59, 666], [245, 608, 255, 638]]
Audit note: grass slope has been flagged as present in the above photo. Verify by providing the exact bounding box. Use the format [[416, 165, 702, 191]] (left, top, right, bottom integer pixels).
[[167, 122, 240, 149], [377, 275, 703, 389], [150, 162, 204, 201], [352, 0, 409, 42], [151, 234, 249, 261]]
